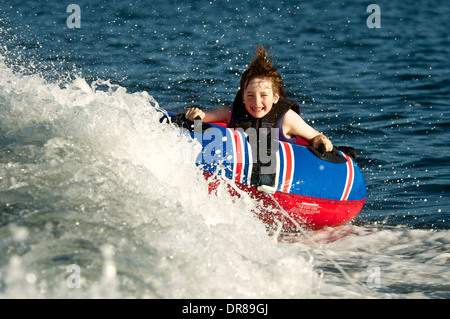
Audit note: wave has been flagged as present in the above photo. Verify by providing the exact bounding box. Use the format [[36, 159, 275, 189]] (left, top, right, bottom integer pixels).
[[0, 57, 324, 298]]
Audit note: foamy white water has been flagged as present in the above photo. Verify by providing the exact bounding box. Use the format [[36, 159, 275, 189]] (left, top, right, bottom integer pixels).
[[0, 58, 449, 299]]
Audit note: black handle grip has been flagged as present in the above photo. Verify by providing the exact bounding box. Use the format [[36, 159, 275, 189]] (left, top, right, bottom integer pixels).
[[317, 142, 326, 155]]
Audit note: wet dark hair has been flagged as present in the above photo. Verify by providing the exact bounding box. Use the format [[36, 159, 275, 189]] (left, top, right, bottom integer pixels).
[[240, 45, 287, 98]]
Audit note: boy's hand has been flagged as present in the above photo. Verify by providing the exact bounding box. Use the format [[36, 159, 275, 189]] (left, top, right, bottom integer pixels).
[[185, 108, 205, 121], [311, 134, 333, 154]]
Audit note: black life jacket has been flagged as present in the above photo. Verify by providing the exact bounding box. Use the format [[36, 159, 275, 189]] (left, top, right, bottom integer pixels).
[[228, 91, 301, 188]]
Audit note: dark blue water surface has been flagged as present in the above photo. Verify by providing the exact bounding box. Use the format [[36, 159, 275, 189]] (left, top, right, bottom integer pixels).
[[0, 0, 449, 298]]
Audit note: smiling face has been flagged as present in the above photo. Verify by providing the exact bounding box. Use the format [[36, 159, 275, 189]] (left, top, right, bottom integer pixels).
[[242, 78, 280, 118]]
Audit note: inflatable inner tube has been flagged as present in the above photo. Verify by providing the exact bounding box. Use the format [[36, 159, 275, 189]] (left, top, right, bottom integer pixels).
[[162, 112, 367, 230]]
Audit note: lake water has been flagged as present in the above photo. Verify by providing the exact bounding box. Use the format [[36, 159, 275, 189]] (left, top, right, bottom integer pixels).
[[0, 0, 449, 299]]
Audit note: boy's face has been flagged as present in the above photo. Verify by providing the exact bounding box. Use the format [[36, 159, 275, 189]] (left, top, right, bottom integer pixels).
[[242, 78, 280, 119]]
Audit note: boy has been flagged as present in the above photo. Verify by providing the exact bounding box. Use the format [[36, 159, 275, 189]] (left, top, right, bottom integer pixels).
[[185, 45, 333, 153]]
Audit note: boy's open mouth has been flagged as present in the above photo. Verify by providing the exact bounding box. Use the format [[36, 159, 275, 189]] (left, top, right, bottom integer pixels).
[[251, 107, 264, 112]]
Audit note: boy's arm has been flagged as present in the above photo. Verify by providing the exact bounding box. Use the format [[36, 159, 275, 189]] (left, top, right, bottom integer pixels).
[[283, 110, 333, 152], [185, 106, 232, 123]]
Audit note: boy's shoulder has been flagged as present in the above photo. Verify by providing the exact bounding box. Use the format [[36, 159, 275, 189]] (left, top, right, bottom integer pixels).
[[277, 97, 301, 115]]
